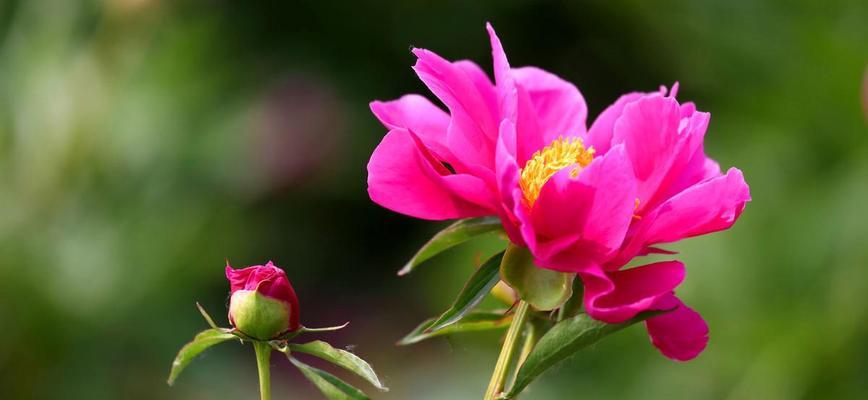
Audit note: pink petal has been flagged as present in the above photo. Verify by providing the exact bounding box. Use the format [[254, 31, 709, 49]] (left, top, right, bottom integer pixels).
[[512, 84, 546, 166], [370, 94, 452, 162], [581, 260, 685, 323], [585, 89, 663, 153], [486, 23, 511, 90], [454, 60, 500, 127], [612, 95, 684, 207], [225, 263, 254, 293], [486, 23, 544, 166], [642, 168, 750, 245], [487, 24, 589, 165], [656, 138, 721, 203], [511, 66, 588, 144], [367, 128, 495, 220], [646, 294, 709, 361], [528, 145, 637, 270], [639, 247, 678, 256], [641, 108, 714, 210], [494, 120, 528, 246], [611, 94, 721, 214], [679, 101, 697, 117], [612, 168, 750, 266], [412, 48, 498, 173]]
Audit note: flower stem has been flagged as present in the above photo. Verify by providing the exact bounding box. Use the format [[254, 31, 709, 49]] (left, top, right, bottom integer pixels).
[[484, 300, 530, 400], [253, 341, 272, 400]]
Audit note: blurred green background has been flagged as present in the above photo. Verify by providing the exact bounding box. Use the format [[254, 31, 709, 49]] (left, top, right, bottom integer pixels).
[[1, 0, 866, 399]]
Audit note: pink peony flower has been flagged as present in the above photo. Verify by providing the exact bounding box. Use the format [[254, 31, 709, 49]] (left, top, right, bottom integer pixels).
[[367, 24, 750, 360], [226, 261, 301, 339]]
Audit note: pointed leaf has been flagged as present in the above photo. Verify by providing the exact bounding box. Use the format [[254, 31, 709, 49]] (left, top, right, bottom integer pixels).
[[502, 310, 667, 398], [196, 302, 220, 329], [289, 340, 388, 391], [399, 216, 502, 276], [290, 357, 370, 400], [425, 250, 505, 333], [167, 328, 237, 385], [500, 245, 574, 311], [398, 311, 513, 345]]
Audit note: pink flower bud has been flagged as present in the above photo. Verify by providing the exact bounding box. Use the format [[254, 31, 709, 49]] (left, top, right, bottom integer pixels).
[[225, 261, 301, 340]]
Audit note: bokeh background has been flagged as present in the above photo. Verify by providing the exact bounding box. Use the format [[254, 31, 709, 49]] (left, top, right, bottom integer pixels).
[[1, 0, 867, 399]]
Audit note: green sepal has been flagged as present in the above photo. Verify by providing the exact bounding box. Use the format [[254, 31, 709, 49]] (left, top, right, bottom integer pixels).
[[229, 290, 290, 340], [287, 341, 388, 391], [167, 328, 238, 385], [274, 322, 350, 342], [500, 244, 574, 311], [196, 302, 220, 329], [424, 250, 505, 333], [399, 216, 502, 276], [289, 356, 370, 400], [501, 310, 669, 398], [300, 322, 350, 333], [557, 276, 585, 321], [398, 310, 513, 346]]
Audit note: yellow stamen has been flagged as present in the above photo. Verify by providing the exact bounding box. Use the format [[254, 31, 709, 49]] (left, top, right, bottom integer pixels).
[[519, 136, 594, 206]]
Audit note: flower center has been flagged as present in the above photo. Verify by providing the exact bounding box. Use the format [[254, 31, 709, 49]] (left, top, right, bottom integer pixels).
[[519, 136, 594, 206]]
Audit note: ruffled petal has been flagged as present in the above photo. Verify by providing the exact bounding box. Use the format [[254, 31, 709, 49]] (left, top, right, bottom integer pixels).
[[645, 167, 750, 241], [612, 168, 749, 266], [528, 145, 636, 270], [370, 94, 452, 161], [225, 263, 254, 293], [581, 261, 685, 323], [486, 23, 545, 167], [612, 95, 685, 207], [412, 48, 498, 173], [646, 167, 750, 244], [641, 108, 714, 210], [610, 92, 722, 214], [454, 60, 500, 128], [585, 89, 662, 153], [494, 120, 527, 245], [661, 149, 721, 202], [511, 66, 588, 144], [486, 23, 511, 91], [645, 293, 709, 361], [367, 128, 495, 220]]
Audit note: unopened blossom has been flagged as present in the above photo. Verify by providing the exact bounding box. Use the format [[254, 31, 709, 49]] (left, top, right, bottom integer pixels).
[[226, 261, 301, 340]]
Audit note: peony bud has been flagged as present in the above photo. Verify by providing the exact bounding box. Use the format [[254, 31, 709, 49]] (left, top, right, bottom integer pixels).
[[225, 261, 300, 340]]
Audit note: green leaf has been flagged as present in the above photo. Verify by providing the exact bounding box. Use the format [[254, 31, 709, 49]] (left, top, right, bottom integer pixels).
[[290, 357, 370, 400], [502, 310, 667, 398], [399, 216, 502, 276], [424, 250, 505, 333], [398, 310, 513, 345], [167, 328, 237, 385], [289, 340, 388, 391], [500, 244, 574, 311]]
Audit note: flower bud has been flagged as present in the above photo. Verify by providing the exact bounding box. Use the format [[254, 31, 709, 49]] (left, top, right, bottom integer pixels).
[[225, 261, 300, 340]]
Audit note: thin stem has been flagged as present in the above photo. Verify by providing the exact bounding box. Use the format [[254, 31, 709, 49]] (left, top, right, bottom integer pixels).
[[484, 300, 530, 400], [517, 320, 537, 368], [253, 341, 272, 400]]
